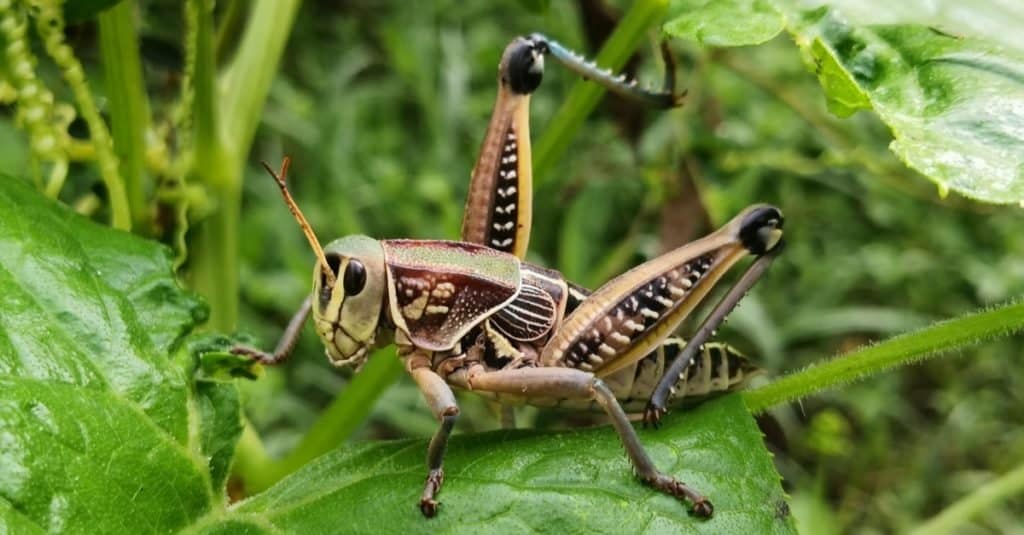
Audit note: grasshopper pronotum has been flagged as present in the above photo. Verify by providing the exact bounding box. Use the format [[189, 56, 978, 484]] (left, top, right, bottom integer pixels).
[[235, 34, 784, 519]]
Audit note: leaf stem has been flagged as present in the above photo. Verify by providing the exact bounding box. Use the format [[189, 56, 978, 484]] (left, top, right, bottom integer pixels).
[[532, 0, 669, 182], [187, 0, 301, 332], [908, 462, 1024, 535], [742, 300, 1024, 413], [231, 422, 275, 490], [187, 0, 236, 330], [98, 1, 151, 232]]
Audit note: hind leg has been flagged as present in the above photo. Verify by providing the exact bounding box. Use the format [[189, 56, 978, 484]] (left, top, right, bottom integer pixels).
[[468, 366, 713, 517]]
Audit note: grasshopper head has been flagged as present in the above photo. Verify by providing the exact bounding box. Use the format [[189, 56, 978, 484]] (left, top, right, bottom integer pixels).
[[313, 236, 388, 367], [261, 158, 387, 369]]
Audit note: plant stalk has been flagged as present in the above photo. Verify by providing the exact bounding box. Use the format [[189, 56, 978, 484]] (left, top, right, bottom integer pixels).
[[187, 0, 301, 332], [742, 300, 1024, 413], [188, 0, 234, 330], [98, 0, 151, 231], [32, 2, 131, 230]]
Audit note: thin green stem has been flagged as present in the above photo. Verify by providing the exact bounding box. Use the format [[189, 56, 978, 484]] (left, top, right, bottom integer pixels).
[[219, 0, 301, 162], [190, 0, 218, 182], [908, 462, 1024, 535], [99, 1, 151, 232], [187, 0, 300, 332], [188, 0, 236, 330], [532, 0, 669, 183], [33, 2, 130, 230], [742, 300, 1024, 413], [239, 350, 404, 493]]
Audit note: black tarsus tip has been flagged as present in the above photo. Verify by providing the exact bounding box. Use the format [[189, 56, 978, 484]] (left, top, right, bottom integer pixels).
[[693, 499, 714, 518], [502, 36, 545, 94], [738, 205, 784, 256]]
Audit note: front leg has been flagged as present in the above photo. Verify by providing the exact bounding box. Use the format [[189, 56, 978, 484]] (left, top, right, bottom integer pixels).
[[468, 367, 713, 517], [404, 350, 460, 518], [231, 296, 312, 364]]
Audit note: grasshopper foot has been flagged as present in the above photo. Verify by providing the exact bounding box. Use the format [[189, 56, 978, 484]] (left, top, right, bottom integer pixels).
[[419, 468, 445, 518], [643, 473, 713, 519], [419, 497, 440, 518], [692, 498, 714, 518], [230, 345, 282, 365], [642, 402, 668, 429]]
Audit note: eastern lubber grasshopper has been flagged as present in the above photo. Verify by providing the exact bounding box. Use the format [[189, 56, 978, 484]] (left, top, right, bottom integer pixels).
[[236, 34, 784, 519]]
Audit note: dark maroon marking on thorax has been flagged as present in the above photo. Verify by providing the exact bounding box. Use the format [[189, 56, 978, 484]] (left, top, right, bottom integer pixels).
[[389, 264, 518, 350]]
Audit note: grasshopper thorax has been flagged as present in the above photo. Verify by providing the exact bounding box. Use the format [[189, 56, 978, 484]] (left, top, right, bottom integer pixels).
[[314, 235, 388, 367]]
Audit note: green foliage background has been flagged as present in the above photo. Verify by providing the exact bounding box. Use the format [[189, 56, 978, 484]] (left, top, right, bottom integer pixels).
[[1, 0, 1023, 533]]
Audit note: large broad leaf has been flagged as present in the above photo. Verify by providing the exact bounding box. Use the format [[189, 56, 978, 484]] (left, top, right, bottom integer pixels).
[[0, 176, 240, 532], [207, 395, 794, 533], [0, 178, 792, 532], [664, 0, 1024, 204]]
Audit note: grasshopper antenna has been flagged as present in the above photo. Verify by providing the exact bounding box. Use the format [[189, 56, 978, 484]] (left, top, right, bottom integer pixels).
[[261, 157, 337, 288]]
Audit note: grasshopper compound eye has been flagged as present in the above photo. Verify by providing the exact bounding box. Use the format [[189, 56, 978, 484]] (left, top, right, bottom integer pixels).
[[343, 259, 367, 296]]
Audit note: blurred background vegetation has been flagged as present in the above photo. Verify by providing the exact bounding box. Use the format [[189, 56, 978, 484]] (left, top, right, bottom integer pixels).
[[2, 0, 1022, 532]]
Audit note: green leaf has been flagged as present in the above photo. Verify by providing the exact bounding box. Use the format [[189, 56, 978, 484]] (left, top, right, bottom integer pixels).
[[211, 395, 795, 533], [0, 177, 240, 532], [0, 497, 47, 535], [665, 1, 1024, 203], [795, 0, 1024, 54], [789, 6, 1024, 203], [804, 34, 872, 117], [665, 0, 786, 47], [198, 350, 265, 382]]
